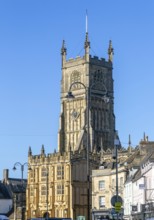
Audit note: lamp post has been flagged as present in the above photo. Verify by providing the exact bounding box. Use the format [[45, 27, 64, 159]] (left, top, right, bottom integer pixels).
[[13, 162, 30, 220], [46, 167, 49, 220], [66, 81, 90, 220], [14, 195, 17, 220], [114, 133, 120, 220], [66, 81, 109, 220]]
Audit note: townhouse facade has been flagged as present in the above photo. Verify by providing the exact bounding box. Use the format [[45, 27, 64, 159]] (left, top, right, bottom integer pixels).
[[92, 163, 127, 220], [0, 169, 27, 220], [123, 138, 154, 220], [91, 136, 154, 220]]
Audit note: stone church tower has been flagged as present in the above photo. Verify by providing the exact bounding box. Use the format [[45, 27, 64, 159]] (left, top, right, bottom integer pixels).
[[58, 33, 115, 153], [26, 33, 116, 220]]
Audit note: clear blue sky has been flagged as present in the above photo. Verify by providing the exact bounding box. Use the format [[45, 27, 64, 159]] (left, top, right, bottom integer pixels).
[[0, 0, 154, 179]]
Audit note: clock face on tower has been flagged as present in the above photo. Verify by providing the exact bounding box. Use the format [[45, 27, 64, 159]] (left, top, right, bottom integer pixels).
[[71, 110, 80, 120]]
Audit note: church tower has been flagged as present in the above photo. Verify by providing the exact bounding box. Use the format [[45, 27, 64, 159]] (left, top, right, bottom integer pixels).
[[26, 32, 116, 220], [58, 34, 115, 153]]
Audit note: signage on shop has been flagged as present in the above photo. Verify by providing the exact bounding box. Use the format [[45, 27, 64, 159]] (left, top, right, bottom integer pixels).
[[132, 205, 138, 212], [139, 184, 145, 189]]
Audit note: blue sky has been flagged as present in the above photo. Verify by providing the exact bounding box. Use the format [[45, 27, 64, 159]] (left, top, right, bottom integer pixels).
[[0, 0, 154, 179]]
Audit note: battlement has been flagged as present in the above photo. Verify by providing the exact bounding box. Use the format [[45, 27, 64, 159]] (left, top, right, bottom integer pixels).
[[66, 55, 84, 63], [28, 150, 71, 165], [91, 55, 105, 61], [90, 55, 112, 68], [64, 55, 112, 68]]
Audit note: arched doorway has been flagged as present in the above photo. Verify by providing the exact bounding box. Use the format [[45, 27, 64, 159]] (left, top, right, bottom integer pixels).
[[43, 212, 50, 219]]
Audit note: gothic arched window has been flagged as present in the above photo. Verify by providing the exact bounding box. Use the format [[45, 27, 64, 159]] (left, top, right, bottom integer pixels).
[[57, 166, 64, 180], [41, 167, 47, 177], [41, 167, 47, 181], [41, 185, 46, 195], [30, 186, 34, 197], [71, 71, 81, 90], [91, 70, 107, 91], [57, 184, 64, 195]]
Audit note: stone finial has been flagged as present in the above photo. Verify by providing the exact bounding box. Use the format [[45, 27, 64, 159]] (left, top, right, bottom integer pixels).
[[84, 32, 90, 49], [61, 40, 67, 55], [146, 136, 149, 142], [128, 134, 132, 154], [28, 146, 32, 156], [143, 133, 149, 142], [143, 132, 146, 141], [100, 147, 104, 163], [128, 134, 131, 146], [41, 144, 45, 155], [101, 145, 104, 155], [93, 145, 96, 153], [108, 40, 114, 62]]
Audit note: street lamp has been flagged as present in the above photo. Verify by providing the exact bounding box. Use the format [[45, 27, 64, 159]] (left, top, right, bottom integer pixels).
[[114, 133, 120, 220], [13, 162, 30, 183], [46, 167, 49, 220], [66, 81, 109, 220], [13, 162, 30, 220], [66, 81, 90, 220]]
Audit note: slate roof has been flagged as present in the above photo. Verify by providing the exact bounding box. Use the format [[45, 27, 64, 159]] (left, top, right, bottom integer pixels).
[[132, 168, 141, 182], [0, 182, 11, 199], [8, 182, 26, 194], [140, 151, 154, 167]]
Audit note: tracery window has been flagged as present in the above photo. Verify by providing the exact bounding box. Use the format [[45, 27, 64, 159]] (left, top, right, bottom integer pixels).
[[41, 167, 47, 181], [71, 71, 81, 90], [41, 185, 46, 195], [57, 166, 64, 180], [57, 184, 64, 195], [93, 70, 104, 82], [91, 70, 106, 91], [30, 186, 34, 196]]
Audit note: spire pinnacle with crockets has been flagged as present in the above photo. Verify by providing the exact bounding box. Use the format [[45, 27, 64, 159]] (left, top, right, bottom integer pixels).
[[61, 40, 67, 55], [108, 40, 114, 62]]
